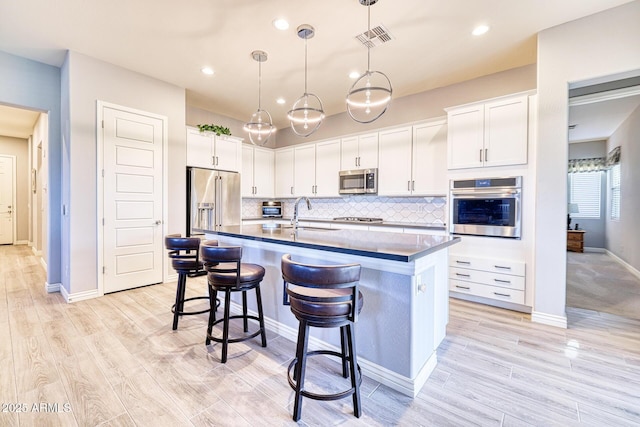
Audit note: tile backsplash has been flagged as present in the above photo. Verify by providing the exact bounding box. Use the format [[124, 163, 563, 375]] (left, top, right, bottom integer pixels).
[[242, 196, 446, 225]]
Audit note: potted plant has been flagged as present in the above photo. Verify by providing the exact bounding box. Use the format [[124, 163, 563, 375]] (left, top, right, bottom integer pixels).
[[197, 124, 231, 137]]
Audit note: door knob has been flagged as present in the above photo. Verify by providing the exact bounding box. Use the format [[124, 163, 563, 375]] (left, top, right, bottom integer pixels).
[[154, 220, 162, 225]]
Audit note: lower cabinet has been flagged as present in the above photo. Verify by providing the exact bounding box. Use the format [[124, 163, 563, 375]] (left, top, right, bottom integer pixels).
[[449, 255, 525, 305]]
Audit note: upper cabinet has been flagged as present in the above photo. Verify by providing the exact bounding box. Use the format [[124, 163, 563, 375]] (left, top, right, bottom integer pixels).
[[377, 120, 447, 197], [274, 147, 295, 198], [292, 139, 341, 198], [242, 145, 274, 198], [186, 126, 242, 172], [446, 93, 530, 170], [341, 132, 378, 170]]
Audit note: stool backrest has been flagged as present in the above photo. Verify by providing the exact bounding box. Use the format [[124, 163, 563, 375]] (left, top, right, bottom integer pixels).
[[165, 234, 205, 271], [201, 242, 243, 286], [281, 254, 361, 321]]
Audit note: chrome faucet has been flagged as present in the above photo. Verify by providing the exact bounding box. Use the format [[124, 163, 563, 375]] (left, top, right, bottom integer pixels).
[[291, 196, 312, 229]]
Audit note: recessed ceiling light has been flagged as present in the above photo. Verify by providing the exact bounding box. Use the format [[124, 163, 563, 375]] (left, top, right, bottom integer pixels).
[[273, 18, 289, 31], [276, 97, 286, 105], [201, 67, 214, 75], [349, 71, 360, 79], [472, 25, 490, 36]]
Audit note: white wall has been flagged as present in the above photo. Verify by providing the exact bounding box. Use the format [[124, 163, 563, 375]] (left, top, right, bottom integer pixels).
[[606, 104, 640, 271], [535, 0, 640, 325], [64, 51, 186, 296]]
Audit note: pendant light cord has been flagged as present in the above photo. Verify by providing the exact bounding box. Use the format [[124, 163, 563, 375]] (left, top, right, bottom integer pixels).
[[304, 37, 308, 94], [257, 59, 262, 110], [366, 2, 371, 72]]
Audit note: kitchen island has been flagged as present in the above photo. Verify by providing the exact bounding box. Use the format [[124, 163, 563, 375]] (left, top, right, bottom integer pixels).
[[203, 224, 460, 397]]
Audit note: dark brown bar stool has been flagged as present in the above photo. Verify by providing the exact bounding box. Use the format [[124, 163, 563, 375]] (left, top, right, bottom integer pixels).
[[164, 234, 215, 330], [281, 254, 363, 421], [201, 241, 267, 363]]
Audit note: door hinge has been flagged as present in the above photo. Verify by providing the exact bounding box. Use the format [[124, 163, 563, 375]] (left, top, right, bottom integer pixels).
[[102, 218, 105, 226], [102, 120, 104, 129], [102, 266, 105, 274]]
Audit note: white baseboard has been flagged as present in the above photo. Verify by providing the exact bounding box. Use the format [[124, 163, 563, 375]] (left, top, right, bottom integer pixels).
[[584, 247, 606, 253], [606, 250, 640, 281], [14, 240, 28, 245], [228, 301, 430, 397], [32, 246, 42, 256], [45, 282, 61, 293], [531, 310, 567, 329], [60, 286, 100, 303]]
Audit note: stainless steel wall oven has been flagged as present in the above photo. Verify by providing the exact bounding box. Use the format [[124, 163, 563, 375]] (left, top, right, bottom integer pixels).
[[449, 176, 522, 239]]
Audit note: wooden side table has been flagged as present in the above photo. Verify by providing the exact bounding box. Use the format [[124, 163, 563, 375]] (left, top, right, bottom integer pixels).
[[567, 230, 585, 253]]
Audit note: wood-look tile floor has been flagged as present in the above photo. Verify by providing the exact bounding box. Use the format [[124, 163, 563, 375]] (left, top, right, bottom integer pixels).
[[1, 244, 639, 426]]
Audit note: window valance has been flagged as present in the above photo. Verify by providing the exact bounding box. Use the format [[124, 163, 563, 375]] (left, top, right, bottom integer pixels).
[[607, 146, 621, 166], [568, 157, 607, 173]]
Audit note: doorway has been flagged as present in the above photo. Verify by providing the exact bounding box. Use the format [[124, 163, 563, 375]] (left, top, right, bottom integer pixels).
[[566, 77, 640, 319], [0, 155, 16, 244]]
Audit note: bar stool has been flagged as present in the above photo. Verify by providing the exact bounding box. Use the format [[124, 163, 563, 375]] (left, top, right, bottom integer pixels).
[[281, 254, 363, 421], [164, 234, 216, 330], [200, 241, 267, 363]]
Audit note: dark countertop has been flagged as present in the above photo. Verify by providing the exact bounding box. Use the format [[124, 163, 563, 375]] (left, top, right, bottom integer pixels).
[[242, 217, 447, 231], [205, 224, 460, 262]]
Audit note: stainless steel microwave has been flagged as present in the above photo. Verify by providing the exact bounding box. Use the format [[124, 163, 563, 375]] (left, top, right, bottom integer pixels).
[[262, 201, 282, 218], [449, 176, 522, 239], [339, 168, 378, 195]]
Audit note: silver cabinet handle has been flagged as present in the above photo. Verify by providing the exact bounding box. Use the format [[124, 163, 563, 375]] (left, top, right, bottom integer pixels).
[[455, 273, 471, 278], [495, 265, 512, 270], [455, 260, 471, 265], [408, 181, 411, 191], [494, 278, 511, 284], [480, 149, 483, 162], [290, 186, 294, 195], [494, 292, 511, 297], [412, 181, 415, 191], [484, 149, 488, 162], [455, 285, 470, 290], [212, 156, 215, 165]]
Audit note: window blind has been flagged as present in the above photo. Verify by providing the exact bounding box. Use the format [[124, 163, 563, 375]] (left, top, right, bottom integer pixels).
[[570, 171, 601, 219], [610, 164, 621, 220]]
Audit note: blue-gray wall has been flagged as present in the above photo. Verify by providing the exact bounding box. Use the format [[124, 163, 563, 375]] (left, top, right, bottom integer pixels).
[[0, 50, 61, 286]]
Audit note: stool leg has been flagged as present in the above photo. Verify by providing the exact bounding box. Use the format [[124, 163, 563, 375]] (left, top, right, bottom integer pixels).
[[340, 326, 349, 378], [206, 287, 217, 345], [172, 273, 185, 330], [242, 290, 249, 332], [346, 323, 362, 418], [221, 290, 232, 363], [254, 284, 267, 347], [293, 320, 310, 422]]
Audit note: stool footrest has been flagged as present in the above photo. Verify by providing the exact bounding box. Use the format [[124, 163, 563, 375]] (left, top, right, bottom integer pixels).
[[207, 315, 265, 344], [287, 350, 362, 401], [171, 295, 217, 316]]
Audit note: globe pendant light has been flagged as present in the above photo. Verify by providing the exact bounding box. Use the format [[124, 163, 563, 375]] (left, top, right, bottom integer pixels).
[[288, 24, 325, 137], [346, 0, 392, 124], [243, 50, 275, 145]]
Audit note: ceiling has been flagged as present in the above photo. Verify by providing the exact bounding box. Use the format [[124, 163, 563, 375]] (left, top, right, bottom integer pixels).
[[569, 91, 640, 143], [0, 0, 635, 136]]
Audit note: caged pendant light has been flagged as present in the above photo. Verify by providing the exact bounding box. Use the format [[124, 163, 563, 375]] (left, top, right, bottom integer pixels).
[[243, 50, 276, 145], [288, 24, 325, 137], [346, 0, 392, 123]]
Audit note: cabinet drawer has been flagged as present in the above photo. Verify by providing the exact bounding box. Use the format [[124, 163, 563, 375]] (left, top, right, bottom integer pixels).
[[450, 279, 525, 304], [567, 233, 583, 241], [449, 267, 525, 290], [449, 255, 525, 276]]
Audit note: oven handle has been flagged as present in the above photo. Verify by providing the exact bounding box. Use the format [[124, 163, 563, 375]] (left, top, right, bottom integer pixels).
[[451, 190, 521, 198]]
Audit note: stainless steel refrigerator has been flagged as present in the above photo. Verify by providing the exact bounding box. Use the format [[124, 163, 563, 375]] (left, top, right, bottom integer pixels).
[[186, 167, 241, 236]]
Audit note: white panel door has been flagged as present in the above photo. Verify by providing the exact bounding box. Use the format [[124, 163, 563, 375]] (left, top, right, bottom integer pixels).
[[484, 95, 528, 167], [412, 120, 448, 195], [275, 148, 295, 198], [294, 144, 316, 197], [378, 126, 412, 196], [253, 147, 274, 198], [0, 156, 14, 245], [447, 105, 484, 169], [103, 107, 164, 293], [241, 145, 256, 197], [315, 139, 341, 197]]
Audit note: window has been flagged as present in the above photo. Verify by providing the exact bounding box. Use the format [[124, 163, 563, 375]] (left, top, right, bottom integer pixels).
[[569, 171, 601, 219], [610, 164, 621, 220]]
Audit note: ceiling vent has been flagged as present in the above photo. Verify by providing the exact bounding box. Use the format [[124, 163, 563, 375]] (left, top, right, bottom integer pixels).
[[355, 25, 393, 48]]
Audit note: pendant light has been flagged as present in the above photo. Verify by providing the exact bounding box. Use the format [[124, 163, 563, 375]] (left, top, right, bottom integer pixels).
[[288, 24, 325, 137], [346, 0, 392, 123], [243, 50, 275, 145]]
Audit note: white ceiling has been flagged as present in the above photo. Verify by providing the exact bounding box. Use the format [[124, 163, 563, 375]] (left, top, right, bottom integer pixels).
[[0, 0, 635, 136], [0, 105, 41, 139], [569, 93, 640, 143]]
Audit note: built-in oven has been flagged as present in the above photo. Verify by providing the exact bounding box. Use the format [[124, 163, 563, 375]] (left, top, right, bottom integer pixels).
[[449, 176, 522, 239], [262, 201, 282, 218], [339, 168, 378, 195]]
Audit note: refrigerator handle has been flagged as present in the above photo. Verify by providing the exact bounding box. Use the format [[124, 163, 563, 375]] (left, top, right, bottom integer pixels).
[[216, 175, 222, 227]]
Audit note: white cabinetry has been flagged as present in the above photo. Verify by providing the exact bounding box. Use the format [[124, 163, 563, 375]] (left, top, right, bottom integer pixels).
[[341, 133, 378, 170], [377, 120, 447, 196], [446, 93, 529, 170], [275, 147, 295, 198], [242, 145, 274, 198], [314, 139, 341, 197], [448, 255, 525, 305], [186, 127, 242, 171], [294, 144, 316, 197]]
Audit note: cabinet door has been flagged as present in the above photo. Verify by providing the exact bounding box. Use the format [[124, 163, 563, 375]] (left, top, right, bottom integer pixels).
[[340, 136, 359, 170], [275, 148, 295, 198], [241, 145, 255, 197], [186, 128, 214, 168], [253, 147, 274, 198], [483, 95, 528, 167], [378, 126, 412, 196], [358, 133, 379, 169], [294, 144, 316, 197], [214, 136, 241, 172], [447, 105, 484, 170], [412, 120, 448, 195], [315, 139, 341, 197]]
